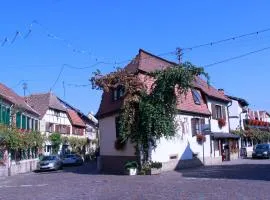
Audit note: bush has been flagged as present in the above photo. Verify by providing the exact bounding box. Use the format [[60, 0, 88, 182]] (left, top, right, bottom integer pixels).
[[124, 161, 138, 170], [150, 161, 162, 169]]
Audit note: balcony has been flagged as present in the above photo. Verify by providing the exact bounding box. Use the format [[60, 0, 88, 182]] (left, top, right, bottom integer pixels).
[[244, 119, 270, 130]]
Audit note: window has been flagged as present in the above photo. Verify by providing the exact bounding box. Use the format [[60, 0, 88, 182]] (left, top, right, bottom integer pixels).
[[211, 104, 226, 120], [191, 118, 205, 136], [191, 89, 201, 105], [45, 122, 54, 132], [216, 105, 222, 119], [115, 116, 120, 138], [112, 86, 125, 101]]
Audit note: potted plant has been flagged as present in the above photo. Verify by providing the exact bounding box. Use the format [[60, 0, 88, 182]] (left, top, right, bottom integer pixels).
[[196, 134, 206, 144], [150, 161, 162, 175], [124, 161, 138, 175], [218, 118, 226, 128]]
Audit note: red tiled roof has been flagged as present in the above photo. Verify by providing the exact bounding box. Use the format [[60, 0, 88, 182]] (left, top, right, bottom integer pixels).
[[67, 109, 86, 127], [0, 83, 39, 116], [97, 49, 228, 118], [125, 49, 175, 73], [177, 89, 211, 116], [26, 92, 66, 118], [193, 77, 230, 102]]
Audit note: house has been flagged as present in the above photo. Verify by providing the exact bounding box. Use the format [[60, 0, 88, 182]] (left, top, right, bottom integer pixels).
[[57, 98, 99, 152], [26, 92, 90, 155], [96, 49, 240, 174], [227, 95, 249, 131], [0, 83, 40, 176]]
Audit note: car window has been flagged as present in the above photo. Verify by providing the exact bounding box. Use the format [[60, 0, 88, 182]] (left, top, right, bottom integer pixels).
[[256, 144, 269, 150], [41, 156, 56, 161]]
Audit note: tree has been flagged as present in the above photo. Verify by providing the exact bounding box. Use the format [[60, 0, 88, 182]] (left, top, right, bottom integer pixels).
[[91, 61, 208, 167], [49, 133, 62, 154]]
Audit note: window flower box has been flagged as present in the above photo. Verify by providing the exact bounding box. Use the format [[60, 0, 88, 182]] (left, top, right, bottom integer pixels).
[[196, 134, 206, 144], [218, 118, 226, 128]]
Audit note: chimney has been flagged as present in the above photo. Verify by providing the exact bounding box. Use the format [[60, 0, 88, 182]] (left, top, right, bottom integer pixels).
[[218, 88, 225, 95]]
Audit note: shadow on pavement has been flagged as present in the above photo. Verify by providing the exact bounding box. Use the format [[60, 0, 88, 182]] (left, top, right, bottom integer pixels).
[[177, 163, 270, 181]]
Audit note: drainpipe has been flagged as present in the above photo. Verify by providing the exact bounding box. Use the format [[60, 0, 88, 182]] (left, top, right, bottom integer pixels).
[[227, 101, 232, 132]]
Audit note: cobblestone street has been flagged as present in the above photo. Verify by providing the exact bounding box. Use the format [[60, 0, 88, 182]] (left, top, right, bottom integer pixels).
[[0, 159, 270, 200]]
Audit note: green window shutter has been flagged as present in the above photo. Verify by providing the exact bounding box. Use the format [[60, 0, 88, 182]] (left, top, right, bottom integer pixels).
[[2, 107, 6, 125], [0, 104, 2, 124], [16, 112, 21, 128], [6, 108, 10, 125], [27, 117, 30, 130], [22, 115, 26, 129]]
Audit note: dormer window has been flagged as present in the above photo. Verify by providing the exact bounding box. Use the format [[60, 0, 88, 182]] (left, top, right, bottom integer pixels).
[[191, 89, 201, 105], [112, 86, 125, 101]]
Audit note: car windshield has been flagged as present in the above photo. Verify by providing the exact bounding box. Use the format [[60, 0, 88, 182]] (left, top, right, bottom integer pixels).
[[256, 144, 269, 150], [41, 156, 57, 161]]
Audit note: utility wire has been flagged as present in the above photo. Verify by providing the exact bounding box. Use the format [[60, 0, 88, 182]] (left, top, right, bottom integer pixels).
[[203, 45, 270, 68], [182, 28, 270, 51], [50, 65, 65, 91]]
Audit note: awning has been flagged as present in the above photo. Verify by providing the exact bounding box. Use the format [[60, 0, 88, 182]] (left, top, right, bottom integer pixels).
[[211, 132, 240, 139]]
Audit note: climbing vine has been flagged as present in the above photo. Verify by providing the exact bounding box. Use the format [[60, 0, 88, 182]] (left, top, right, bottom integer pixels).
[[91, 62, 208, 166]]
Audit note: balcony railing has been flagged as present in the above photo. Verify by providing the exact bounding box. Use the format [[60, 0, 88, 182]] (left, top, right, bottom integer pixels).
[[244, 119, 270, 128]]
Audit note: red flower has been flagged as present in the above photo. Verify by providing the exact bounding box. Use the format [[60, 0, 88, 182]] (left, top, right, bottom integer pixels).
[[218, 118, 226, 128]]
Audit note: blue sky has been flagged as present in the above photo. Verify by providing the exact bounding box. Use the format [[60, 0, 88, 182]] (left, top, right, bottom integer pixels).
[[1, 1, 270, 114]]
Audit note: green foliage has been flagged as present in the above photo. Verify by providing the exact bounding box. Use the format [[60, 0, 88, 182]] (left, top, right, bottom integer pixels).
[[49, 133, 62, 154], [124, 161, 138, 170], [232, 128, 270, 143], [150, 161, 162, 169], [0, 125, 44, 151], [68, 136, 88, 153], [91, 61, 208, 166]]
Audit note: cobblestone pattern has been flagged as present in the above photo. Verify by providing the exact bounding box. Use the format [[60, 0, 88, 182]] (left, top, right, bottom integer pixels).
[[0, 159, 269, 200]]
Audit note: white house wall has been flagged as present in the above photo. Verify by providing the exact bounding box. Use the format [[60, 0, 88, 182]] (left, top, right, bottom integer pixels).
[[151, 114, 211, 163], [99, 114, 135, 156], [40, 109, 72, 134]]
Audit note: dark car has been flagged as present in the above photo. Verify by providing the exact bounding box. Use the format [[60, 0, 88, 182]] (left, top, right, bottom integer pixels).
[[252, 144, 270, 159], [36, 155, 63, 171]]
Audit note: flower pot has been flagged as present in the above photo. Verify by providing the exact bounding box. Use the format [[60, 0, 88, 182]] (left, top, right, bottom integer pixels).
[[127, 168, 137, 176], [151, 168, 161, 175]]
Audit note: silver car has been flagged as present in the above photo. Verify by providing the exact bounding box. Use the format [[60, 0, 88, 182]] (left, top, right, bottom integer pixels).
[[62, 154, 84, 166], [37, 155, 63, 171]]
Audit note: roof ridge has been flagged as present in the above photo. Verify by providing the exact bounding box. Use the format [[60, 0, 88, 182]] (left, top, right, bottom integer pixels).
[[138, 49, 176, 65]]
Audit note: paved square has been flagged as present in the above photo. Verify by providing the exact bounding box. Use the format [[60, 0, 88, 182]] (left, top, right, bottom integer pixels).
[[0, 159, 269, 200]]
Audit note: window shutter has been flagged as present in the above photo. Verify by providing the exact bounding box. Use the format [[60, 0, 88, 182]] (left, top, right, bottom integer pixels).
[[211, 103, 216, 119], [191, 118, 197, 136], [222, 106, 226, 119], [16, 113, 21, 129], [6, 108, 10, 125]]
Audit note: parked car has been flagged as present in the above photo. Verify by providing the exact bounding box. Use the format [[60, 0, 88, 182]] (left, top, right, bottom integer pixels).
[[36, 155, 63, 171], [62, 154, 84, 166], [252, 144, 270, 159]]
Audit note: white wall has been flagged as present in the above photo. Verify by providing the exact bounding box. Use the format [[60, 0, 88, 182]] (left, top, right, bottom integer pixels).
[[207, 98, 230, 133], [151, 114, 211, 163], [99, 114, 135, 156]]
